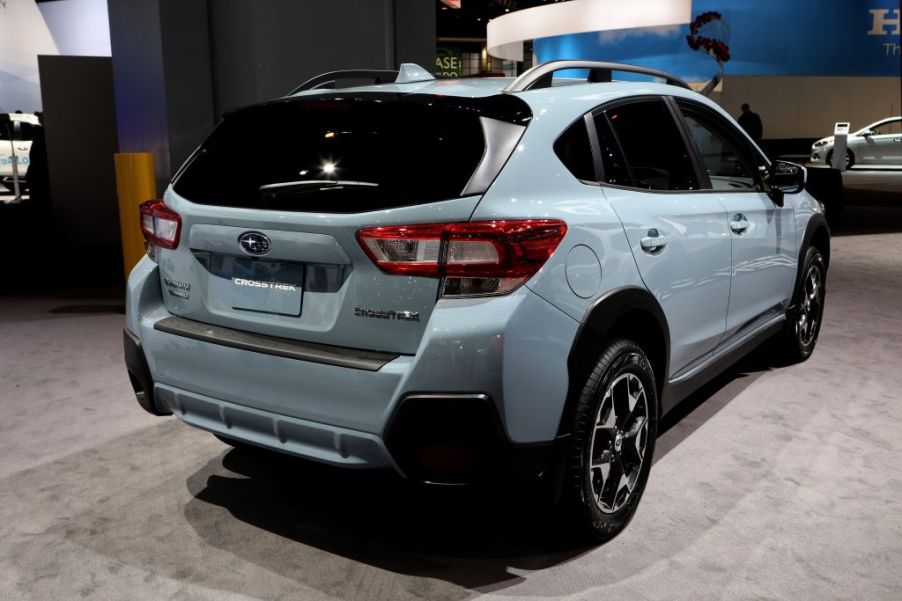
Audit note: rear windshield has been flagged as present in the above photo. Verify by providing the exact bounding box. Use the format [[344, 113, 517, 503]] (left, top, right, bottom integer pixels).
[[173, 92, 531, 213]]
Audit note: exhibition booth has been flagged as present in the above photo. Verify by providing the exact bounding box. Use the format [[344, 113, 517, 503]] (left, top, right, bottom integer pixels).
[[0, 2, 900, 600]]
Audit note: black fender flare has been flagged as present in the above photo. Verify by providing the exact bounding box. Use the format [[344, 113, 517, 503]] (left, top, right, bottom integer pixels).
[[791, 213, 831, 311], [557, 286, 670, 437]]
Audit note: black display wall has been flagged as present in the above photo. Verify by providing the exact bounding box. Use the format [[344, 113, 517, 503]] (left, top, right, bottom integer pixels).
[[107, 0, 436, 190], [38, 56, 120, 250]]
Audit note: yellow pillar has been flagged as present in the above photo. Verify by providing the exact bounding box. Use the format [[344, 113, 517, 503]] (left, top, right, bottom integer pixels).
[[114, 153, 157, 280]]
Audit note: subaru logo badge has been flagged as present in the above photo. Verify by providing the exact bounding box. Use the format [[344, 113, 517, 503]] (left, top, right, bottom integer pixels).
[[238, 231, 271, 256]]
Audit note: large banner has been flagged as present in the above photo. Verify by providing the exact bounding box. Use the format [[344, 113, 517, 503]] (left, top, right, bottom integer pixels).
[[534, 0, 901, 81]]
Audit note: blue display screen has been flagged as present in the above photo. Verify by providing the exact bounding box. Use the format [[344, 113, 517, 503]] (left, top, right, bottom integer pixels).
[[534, 0, 901, 80]]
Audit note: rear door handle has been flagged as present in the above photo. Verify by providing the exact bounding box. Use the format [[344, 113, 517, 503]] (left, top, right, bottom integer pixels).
[[729, 214, 750, 235], [640, 228, 667, 253]]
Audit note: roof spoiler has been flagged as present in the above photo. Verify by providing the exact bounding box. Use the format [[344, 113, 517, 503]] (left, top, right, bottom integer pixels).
[[288, 63, 435, 95], [503, 60, 691, 93]]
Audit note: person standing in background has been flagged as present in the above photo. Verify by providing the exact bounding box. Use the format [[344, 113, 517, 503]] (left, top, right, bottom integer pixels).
[[738, 103, 763, 142]]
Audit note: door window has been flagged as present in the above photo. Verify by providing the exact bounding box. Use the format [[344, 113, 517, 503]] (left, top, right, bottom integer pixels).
[[602, 100, 699, 191], [871, 120, 901, 135], [678, 104, 764, 191], [591, 114, 633, 187]]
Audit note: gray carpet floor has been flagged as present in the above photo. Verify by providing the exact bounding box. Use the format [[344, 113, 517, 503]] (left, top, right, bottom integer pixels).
[[1, 211, 901, 600]]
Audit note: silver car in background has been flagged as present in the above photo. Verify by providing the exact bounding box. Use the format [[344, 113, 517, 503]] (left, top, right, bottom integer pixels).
[[810, 117, 902, 168]]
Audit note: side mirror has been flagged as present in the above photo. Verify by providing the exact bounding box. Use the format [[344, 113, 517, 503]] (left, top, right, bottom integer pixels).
[[861, 129, 876, 137], [766, 160, 805, 204]]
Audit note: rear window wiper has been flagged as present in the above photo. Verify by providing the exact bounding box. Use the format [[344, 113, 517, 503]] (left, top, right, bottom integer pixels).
[[259, 180, 379, 198]]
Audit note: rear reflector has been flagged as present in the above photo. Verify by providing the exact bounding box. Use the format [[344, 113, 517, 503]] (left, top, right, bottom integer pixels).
[[139, 199, 182, 251], [356, 220, 567, 297]]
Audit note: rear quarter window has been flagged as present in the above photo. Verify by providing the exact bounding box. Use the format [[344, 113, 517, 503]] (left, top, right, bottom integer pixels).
[[554, 118, 596, 182]]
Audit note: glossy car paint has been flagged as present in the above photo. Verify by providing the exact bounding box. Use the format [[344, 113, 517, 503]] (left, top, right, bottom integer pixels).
[[127, 75, 825, 467]]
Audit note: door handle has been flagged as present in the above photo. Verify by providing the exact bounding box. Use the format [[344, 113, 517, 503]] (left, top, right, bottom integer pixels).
[[729, 214, 750, 235], [640, 228, 667, 253]]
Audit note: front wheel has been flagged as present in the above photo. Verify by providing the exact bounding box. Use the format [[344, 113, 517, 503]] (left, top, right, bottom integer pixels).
[[826, 149, 854, 169], [561, 339, 658, 541], [778, 246, 827, 363]]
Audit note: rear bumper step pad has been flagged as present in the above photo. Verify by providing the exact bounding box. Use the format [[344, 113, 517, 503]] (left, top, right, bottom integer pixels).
[[153, 315, 399, 371]]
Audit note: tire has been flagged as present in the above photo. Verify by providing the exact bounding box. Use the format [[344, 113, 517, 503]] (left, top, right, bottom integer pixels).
[[778, 246, 827, 364], [826, 149, 854, 169], [560, 339, 658, 541]]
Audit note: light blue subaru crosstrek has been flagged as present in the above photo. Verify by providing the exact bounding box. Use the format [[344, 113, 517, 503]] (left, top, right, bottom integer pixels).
[[124, 61, 829, 540]]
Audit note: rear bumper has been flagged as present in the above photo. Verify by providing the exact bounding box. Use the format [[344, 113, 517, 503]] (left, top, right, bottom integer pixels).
[[155, 382, 397, 469], [125, 256, 576, 479]]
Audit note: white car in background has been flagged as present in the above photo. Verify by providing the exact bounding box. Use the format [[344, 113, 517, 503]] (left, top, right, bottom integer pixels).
[[1, 113, 40, 194], [810, 117, 902, 168]]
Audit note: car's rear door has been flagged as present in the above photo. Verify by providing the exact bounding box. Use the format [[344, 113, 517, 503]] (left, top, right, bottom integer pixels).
[[589, 98, 732, 377], [872, 119, 902, 164]]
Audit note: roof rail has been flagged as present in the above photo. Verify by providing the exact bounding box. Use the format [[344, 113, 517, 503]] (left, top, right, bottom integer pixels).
[[502, 60, 691, 93], [288, 63, 435, 95], [288, 69, 399, 95]]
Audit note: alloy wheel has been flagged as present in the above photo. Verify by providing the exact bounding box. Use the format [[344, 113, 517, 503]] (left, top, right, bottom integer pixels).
[[588, 372, 650, 514], [796, 263, 823, 347]]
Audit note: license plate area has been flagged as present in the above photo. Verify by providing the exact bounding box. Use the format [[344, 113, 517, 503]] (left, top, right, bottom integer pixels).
[[210, 256, 303, 317]]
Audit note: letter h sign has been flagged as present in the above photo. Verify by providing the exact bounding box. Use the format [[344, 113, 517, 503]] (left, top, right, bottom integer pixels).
[[869, 9, 901, 35]]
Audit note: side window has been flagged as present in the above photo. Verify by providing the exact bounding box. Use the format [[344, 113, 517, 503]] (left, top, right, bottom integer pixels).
[[592, 114, 632, 187], [603, 100, 699, 191], [554, 118, 596, 182], [873, 120, 901, 135], [679, 105, 762, 191], [15, 123, 37, 142]]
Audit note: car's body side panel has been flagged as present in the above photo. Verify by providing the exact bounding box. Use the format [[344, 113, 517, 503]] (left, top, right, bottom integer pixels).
[[602, 186, 732, 377], [718, 191, 797, 341]]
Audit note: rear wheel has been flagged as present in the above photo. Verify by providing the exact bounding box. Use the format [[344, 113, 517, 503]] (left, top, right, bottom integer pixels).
[[561, 339, 658, 541], [778, 246, 826, 364]]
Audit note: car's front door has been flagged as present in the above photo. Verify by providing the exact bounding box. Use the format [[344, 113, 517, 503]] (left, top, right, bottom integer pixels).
[[871, 119, 902, 165], [675, 100, 796, 342], [590, 98, 732, 377]]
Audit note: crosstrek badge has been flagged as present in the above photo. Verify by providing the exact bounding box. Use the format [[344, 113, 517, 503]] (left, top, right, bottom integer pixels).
[[232, 278, 297, 292]]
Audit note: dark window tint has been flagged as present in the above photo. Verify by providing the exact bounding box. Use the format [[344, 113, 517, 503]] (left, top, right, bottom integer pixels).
[[173, 93, 531, 213], [0, 120, 38, 141], [680, 106, 761, 191], [592, 114, 632, 186], [554, 118, 596, 182], [605, 100, 699, 191]]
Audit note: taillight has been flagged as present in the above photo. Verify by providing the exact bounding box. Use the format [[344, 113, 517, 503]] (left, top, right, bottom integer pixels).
[[356, 220, 567, 297], [139, 199, 182, 253]]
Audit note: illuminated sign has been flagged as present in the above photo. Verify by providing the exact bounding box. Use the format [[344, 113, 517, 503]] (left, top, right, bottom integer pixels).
[[435, 47, 462, 78]]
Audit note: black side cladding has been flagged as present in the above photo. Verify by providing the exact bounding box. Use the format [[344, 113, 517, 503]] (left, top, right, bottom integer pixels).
[[172, 92, 532, 213], [124, 329, 170, 416]]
